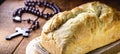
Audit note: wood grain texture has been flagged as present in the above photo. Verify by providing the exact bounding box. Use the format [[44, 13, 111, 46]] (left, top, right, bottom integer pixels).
[[0, 0, 46, 54], [0, 1, 25, 54]]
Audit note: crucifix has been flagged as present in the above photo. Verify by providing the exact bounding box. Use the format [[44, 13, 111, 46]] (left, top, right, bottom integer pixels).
[[6, 27, 30, 40], [6, 0, 61, 40]]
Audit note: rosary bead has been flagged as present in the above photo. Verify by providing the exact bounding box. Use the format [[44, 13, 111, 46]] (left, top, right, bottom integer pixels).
[[37, 2, 42, 6], [28, 7, 32, 13], [36, 21, 40, 29], [31, 25, 36, 30], [35, 8, 39, 12], [52, 7, 57, 14], [53, 4, 61, 13], [13, 9, 19, 17], [29, 6, 32, 9], [31, 2, 35, 7], [33, 10, 37, 15], [21, 8, 25, 11], [32, 21, 36, 25], [51, 6, 55, 10], [48, 13, 53, 17], [21, 8, 26, 13], [20, 8, 24, 13], [27, 19, 31, 24], [32, 21, 40, 30], [31, 9, 34, 13], [13, 16, 21, 22], [25, 7, 29, 11], [39, 12, 43, 17], [24, 2, 28, 6], [48, 5, 52, 9], [32, 6, 35, 9], [44, 13, 49, 20], [24, 0, 29, 6], [36, 12, 40, 16], [33, 8, 36, 11], [46, 3, 49, 7], [28, 2, 31, 6], [17, 9, 22, 17]]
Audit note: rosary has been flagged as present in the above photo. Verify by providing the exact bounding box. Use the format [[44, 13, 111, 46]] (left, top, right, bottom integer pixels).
[[6, 0, 61, 40]]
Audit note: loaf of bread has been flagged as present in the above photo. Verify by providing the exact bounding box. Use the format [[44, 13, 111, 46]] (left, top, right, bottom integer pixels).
[[26, 1, 120, 54]]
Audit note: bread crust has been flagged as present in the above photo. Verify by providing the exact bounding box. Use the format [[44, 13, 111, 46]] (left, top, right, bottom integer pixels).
[[26, 1, 120, 54]]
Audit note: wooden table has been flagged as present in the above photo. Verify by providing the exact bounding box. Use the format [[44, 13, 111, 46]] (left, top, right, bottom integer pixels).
[[0, 0, 120, 54], [0, 0, 47, 54]]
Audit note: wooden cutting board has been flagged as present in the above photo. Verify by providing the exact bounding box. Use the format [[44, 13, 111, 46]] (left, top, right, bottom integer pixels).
[[0, 0, 120, 54]]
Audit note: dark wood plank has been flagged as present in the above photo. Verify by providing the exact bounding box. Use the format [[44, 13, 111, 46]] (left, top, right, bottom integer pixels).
[[0, 0, 47, 54], [0, 0, 25, 54]]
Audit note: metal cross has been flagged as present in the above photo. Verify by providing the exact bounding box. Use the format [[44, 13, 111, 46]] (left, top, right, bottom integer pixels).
[[6, 27, 30, 40]]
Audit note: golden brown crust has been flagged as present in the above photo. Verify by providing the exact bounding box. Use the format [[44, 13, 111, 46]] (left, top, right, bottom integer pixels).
[[41, 1, 120, 54], [26, 1, 120, 54]]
